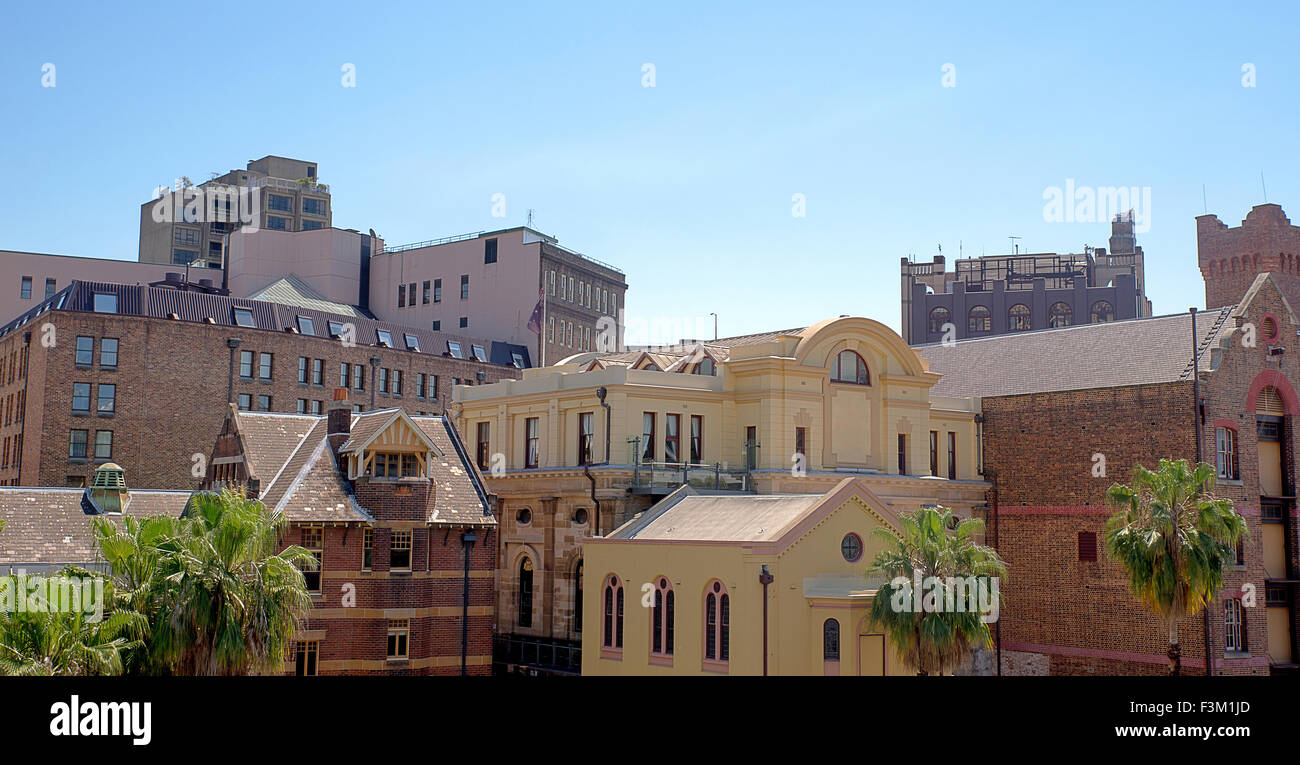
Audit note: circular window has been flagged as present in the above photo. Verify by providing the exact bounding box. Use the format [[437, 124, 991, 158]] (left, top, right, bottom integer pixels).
[[516, 508, 532, 525], [1262, 315, 1279, 342], [840, 533, 863, 562], [659, 578, 668, 588], [712, 581, 721, 593], [573, 508, 589, 525]]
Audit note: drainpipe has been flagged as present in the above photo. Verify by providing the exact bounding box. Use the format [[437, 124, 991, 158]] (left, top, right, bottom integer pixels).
[[461, 529, 477, 676], [369, 356, 381, 410], [987, 469, 1001, 677], [226, 337, 242, 403], [1190, 307, 1214, 677], [759, 564, 774, 676], [582, 386, 611, 537]]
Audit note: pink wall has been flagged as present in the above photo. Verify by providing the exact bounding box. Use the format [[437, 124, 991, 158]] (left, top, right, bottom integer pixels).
[[0, 251, 175, 322], [225, 227, 366, 306]]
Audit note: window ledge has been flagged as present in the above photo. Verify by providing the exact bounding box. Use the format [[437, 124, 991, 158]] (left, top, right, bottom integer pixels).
[[1223, 650, 1251, 659], [1218, 479, 1244, 486], [648, 653, 674, 667], [701, 659, 730, 674], [599, 648, 623, 660]]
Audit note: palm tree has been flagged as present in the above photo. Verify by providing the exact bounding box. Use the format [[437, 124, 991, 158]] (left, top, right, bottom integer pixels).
[[0, 574, 147, 676], [866, 506, 1007, 675], [92, 488, 316, 676], [1104, 459, 1247, 676]]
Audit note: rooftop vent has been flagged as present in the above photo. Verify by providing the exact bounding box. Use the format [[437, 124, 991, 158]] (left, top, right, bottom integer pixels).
[[88, 463, 128, 514]]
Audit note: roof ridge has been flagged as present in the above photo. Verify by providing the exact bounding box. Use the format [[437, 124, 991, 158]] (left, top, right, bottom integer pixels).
[[260, 418, 323, 500]]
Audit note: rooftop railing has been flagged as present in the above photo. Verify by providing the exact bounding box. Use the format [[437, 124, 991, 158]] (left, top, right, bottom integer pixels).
[[632, 461, 751, 492]]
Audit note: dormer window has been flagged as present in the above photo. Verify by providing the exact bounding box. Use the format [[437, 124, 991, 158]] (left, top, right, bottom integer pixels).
[[447, 341, 463, 359], [372, 452, 419, 478], [404, 334, 420, 352], [296, 316, 315, 335], [328, 321, 345, 338], [233, 308, 256, 327], [93, 293, 118, 314], [694, 358, 716, 376], [376, 329, 394, 348], [511, 352, 526, 369], [472, 345, 487, 362]]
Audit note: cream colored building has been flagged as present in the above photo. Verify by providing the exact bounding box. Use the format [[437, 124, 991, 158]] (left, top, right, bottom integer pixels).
[[452, 316, 987, 673]]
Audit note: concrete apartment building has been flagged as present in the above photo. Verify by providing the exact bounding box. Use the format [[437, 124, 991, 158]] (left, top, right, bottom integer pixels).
[[371, 227, 628, 365], [0, 278, 528, 491], [139, 155, 332, 269], [901, 214, 1151, 345], [200, 399, 497, 675], [453, 316, 987, 674], [916, 208, 1300, 675]]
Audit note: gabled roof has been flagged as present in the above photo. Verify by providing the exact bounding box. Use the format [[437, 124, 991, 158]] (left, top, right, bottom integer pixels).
[[338, 409, 441, 456], [231, 409, 319, 485], [0, 488, 193, 567], [247, 274, 368, 318], [410, 417, 496, 526], [916, 305, 1237, 399]]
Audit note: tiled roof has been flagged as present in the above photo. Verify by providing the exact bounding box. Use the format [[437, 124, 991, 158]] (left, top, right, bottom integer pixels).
[[232, 410, 319, 485], [411, 417, 496, 526], [338, 410, 401, 454], [917, 306, 1236, 399], [0, 489, 192, 566]]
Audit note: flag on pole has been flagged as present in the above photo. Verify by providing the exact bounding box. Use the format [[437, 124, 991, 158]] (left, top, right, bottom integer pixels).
[[527, 286, 544, 334]]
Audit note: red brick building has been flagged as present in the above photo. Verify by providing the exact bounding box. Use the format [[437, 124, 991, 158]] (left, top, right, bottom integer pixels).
[[201, 395, 498, 675], [921, 262, 1299, 675], [0, 279, 527, 490]]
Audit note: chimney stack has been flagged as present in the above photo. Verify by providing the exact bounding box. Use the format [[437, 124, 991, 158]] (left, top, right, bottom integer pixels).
[[327, 387, 351, 452]]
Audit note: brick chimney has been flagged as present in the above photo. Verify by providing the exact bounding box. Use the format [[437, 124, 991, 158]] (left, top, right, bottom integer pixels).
[[327, 387, 351, 453]]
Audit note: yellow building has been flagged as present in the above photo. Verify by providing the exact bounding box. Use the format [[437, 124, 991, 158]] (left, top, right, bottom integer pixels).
[[581, 476, 926, 675], [452, 316, 988, 672]]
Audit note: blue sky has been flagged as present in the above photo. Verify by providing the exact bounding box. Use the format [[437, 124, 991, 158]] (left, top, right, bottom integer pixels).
[[2, 1, 1297, 343]]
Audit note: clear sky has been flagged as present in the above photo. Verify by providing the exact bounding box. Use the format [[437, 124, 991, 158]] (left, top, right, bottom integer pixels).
[[2, 1, 1297, 344]]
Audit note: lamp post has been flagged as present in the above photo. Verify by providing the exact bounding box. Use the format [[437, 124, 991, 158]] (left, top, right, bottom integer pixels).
[[461, 529, 477, 676]]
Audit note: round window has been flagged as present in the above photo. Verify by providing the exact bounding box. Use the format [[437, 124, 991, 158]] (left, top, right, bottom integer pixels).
[[516, 508, 532, 525], [573, 508, 589, 525], [840, 533, 863, 563]]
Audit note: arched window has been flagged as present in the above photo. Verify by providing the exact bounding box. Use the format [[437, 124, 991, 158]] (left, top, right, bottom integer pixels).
[[968, 305, 991, 333], [1048, 302, 1072, 328], [1008, 304, 1031, 331], [602, 574, 624, 650], [823, 619, 840, 661], [1090, 301, 1114, 323], [651, 577, 675, 656], [694, 357, 716, 376], [573, 560, 583, 635], [830, 350, 870, 385], [928, 306, 951, 334], [518, 557, 534, 628], [704, 580, 730, 664]]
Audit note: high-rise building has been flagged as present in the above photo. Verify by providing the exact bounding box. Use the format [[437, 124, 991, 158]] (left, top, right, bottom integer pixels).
[[138, 156, 332, 269]]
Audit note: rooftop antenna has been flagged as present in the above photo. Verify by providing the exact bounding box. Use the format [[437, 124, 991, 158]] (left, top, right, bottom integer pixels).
[[1008, 235, 1022, 255], [1202, 184, 1208, 214], [526, 208, 535, 228], [1261, 172, 1268, 203]]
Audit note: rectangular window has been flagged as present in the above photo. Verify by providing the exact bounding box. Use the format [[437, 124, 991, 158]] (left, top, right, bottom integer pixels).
[[549, 270, 556, 296], [100, 338, 118, 369], [422, 280, 430, 304], [512, 352, 525, 369], [548, 316, 555, 341], [579, 412, 595, 465], [378, 368, 389, 394], [1215, 427, 1239, 480], [897, 433, 907, 475], [484, 238, 498, 263], [75, 336, 94, 366], [268, 194, 292, 212], [296, 316, 315, 336], [408, 283, 416, 307], [301, 527, 323, 594], [665, 414, 680, 463], [460, 274, 469, 299], [327, 321, 345, 338], [431, 320, 441, 331], [392, 369, 402, 396], [267, 216, 289, 231], [303, 197, 326, 216], [477, 422, 491, 469], [72, 383, 90, 413], [45, 278, 56, 298], [340, 363, 350, 388], [690, 415, 703, 463], [398, 285, 405, 308], [233, 308, 256, 328], [745, 426, 757, 471], [447, 342, 463, 359], [416, 373, 426, 398], [387, 618, 410, 659], [293, 640, 318, 676], [472, 345, 487, 362], [568, 277, 574, 301], [239, 350, 254, 379], [312, 359, 323, 385], [353, 364, 364, 391], [257, 395, 271, 411], [297, 399, 308, 414], [20, 276, 32, 299], [93, 430, 112, 460], [433, 279, 442, 302], [377, 330, 393, 348], [298, 357, 308, 384], [362, 528, 373, 570], [94, 294, 118, 314], [1077, 531, 1098, 562], [311, 400, 322, 415], [97, 384, 115, 414], [795, 427, 806, 460], [1224, 599, 1244, 652], [301, 220, 324, 231], [525, 417, 539, 468], [172, 250, 198, 266], [238, 394, 251, 411], [929, 431, 939, 477], [390, 530, 412, 571], [947, 432, 957, 480], [69, 429, 88, 459], [428, 375, 438, 400]]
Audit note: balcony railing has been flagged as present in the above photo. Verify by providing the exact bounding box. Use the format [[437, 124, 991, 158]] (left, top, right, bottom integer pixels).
[[632, 461, 750, 492], [493, 635, 581, 675]]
